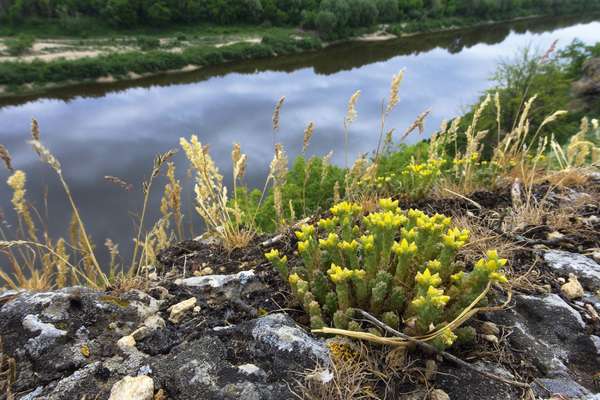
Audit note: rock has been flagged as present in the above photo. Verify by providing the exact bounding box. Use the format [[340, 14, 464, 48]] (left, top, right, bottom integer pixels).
[[544, 250, 600, 290], [180, 270, 256, 289], [168, 297, 197, 323], [532, 372, 592, 399], [436, 361, 518, 399], [251, 313, 330, 366], [484, 292, 600, 396], [109, 375, 154, 400], [561, 274, 584, 300], [22, 314, 67, 358], [237, 363, 266, 378], [430, 389, 450, 400], [117, 335, 136, 352], [143, 314, 166, 331]]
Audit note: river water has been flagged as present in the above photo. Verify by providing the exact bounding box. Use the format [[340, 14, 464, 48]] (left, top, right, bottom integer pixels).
[[0, 15, 599, 267]]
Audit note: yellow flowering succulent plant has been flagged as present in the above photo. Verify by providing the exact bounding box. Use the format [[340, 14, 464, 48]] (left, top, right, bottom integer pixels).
[[264, 198, 507, 350]]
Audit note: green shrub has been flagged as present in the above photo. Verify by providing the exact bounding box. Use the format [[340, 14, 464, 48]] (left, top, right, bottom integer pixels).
[[136, 37, 161, 51], [266, 199, 507, 350], [5, 34, 34, 56]]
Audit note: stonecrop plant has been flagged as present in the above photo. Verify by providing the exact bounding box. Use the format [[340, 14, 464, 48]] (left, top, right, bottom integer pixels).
[[265, 198, 507, 350]]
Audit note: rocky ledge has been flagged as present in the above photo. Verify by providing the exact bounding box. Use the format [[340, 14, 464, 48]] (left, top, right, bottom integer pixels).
[[2, 187, 600, 399]]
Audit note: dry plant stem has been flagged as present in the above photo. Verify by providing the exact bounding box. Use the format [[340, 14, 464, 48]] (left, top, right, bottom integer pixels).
[[357, 310, 530, 389], [0, 240, 98, 288], [56, 172, 108, 287], [130, 178, 154, 275]]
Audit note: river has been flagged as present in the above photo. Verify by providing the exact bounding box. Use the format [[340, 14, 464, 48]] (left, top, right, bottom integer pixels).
[[1, 14, 599, 268]]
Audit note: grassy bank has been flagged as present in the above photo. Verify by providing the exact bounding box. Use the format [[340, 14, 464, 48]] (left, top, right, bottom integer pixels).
[[0, 30, 322, 95], [1, 11, 598, 98]]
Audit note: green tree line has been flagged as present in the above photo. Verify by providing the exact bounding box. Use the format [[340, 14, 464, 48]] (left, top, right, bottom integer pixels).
[[2, 0, 599, 37]]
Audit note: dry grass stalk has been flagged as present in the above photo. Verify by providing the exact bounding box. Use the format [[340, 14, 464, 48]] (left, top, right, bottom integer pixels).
[[28, 130, 108, 287], [7, 170, 37, 242], [385, 70, 404, 116], [401, 109, 431, 142], [294, 340, 382, 400], [130, 149, 175, 274], [31, 118, 40, 141], [181, 135, 254, 250], [55, 238, 69, 288], [0, 336, 17, 400], [105, 238, 120, 279], [160, 162, 183, 240], [104, 175, 133, 191], [302, 122, 315, 155], [272, 96, 286, 147], [376, 70, 405, 160], [0, 145, 13, 172], [271, 143, 289, 229], [344, 90, 361, 167]]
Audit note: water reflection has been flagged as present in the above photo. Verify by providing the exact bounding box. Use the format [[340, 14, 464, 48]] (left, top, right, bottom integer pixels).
[[0, 14, 599, 267]]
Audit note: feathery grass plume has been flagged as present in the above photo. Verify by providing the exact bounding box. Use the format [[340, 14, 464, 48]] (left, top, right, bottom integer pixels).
[[565, 118, 598, 167], [7, 170, 37, 242], [429, 120, 448, 160], [385, 70, 404, 116], [272, 96, 286, 131], [104, 238, 119, 279], [0, 145, 13, 172], [160, 162, 183, 240], [31, 118, 40, 141], [55, 238, 69, 288], [320, 150, 334, 185], [231, 143, 247, 228], [139, 217, 171, 270], [345, 156, 368, 201], [130, 149, 176, 274], [181, 135, 254, 249], [272, 96, 286, 146], [401, 109, 431, 141], [302, 122, 315, 155], [333, 180, 341, 204], [271, 143, 289, 229], [344, 90, 361, 167], [29, 129, 108, 287], [494, 92, 501, 144], [376, 70, 405, 161], [104, 175, 133, 191]]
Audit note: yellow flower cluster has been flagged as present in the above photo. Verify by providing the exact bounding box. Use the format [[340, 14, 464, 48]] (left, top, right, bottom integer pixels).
[[443, 227, 470, 249], [415, 268, 442, 288], [475, 250, 508, 283], [338, 240, 359, 252], [295, 224, 316, 241], [379, 198, 399, 211], [318, 217, 339, 231], [328, 263, 364, 283], [402, 160, 443, 177], [392, 238, 417, 256], [411, 286, 450, 309], [364, 210, 407, 230], [330, 201, 362, 217], [319, 232, 339, 249], [265, 248, 287, 263]]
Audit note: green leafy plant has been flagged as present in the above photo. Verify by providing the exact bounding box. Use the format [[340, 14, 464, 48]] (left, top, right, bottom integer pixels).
[[4, 34, 34, 56], [266, 198, 507, 350]]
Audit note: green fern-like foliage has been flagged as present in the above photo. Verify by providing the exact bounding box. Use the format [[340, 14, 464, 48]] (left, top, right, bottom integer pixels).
[[265, 198, 507, 350]]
